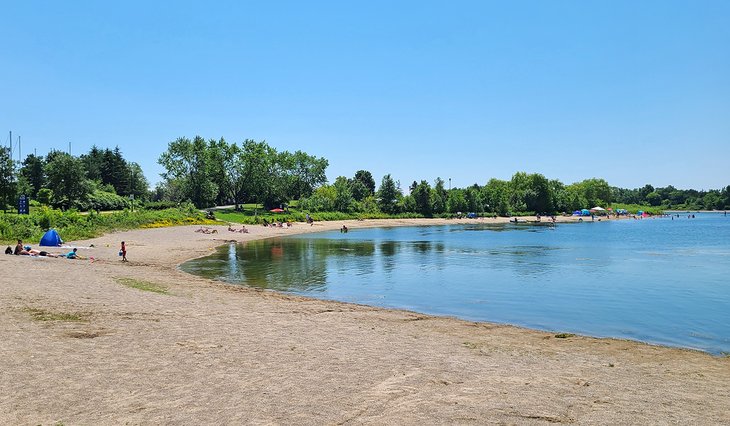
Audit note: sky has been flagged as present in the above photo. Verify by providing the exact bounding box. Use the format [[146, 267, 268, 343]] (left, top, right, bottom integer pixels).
[[2, 1, 729, 191]]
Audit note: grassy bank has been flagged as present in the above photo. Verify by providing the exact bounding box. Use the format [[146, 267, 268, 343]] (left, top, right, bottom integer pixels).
[[214, 208, 425, 224], [0, 204, 215, 244]]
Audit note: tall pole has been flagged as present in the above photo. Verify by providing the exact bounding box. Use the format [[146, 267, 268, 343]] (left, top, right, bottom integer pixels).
[[18, 135, 21, 162], [8, 130, 11, 156], [68, 141, 71, 155]]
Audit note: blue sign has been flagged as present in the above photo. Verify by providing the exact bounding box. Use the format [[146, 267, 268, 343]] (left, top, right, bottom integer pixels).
[[18, 194, 29, 214]]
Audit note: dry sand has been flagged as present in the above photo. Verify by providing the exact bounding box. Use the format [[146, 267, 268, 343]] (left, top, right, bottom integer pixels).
[[1, 217, 728, 425]]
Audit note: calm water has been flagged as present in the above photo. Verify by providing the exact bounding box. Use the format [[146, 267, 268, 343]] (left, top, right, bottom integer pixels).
[[181, 213, 730, 354]]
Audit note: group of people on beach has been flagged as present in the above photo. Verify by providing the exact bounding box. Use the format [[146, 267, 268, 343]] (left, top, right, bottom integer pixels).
[[5, 239, 128, 262], [195, 227, 218, 234], [262, 219, 293, 228], [227, 225, 249, 233], [5, 239, 83, 259]]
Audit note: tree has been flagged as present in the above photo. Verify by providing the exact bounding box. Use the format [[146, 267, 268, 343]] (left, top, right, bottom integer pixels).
[[349, 179, 370, 202], [0, 147, 16, 211], [639, 184, 655, 201], [580, 178, 612, 207], [127, 162, 149, 201], [207, 138, 236, 206], [333, 176, 354, 212], [45, 151, 91, 209], [431, 178, 447, 214], [81, 145, 104, 182], [412, 180, 432, 215], [464, 185, 483, 212], [37, 188, 53, 206], [19, 154, 45, 198], [446, 189, 468, 213], [645, 191, 662, 206], [377, 174, 400, 213], [283, 151, 328, 200], [158, 136, 218, 208], [482, 178, 510, 216], [524, 173, 552, 213], [353, 170, 375, 196]]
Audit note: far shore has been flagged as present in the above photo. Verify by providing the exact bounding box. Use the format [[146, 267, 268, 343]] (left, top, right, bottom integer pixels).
[[1, 217, 728, 424]]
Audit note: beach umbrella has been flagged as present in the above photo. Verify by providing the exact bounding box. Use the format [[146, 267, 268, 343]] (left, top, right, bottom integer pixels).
[[590, 206, 605, 211], [269, 208, 284, 213]]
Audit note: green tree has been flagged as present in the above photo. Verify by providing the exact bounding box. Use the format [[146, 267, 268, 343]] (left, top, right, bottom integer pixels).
[[377, 174, 400, 214], [464, 185, 483, 212], [37, 188, 53, 206], [354, 170, 375, 196], [431, 178, 447, 214], [127, 162, 149, 201], [19, 154, 45, 198], [580, 178, 612, 207], [45, 151, 91, 209], [206, 137, 236, 205], [482, 178, 510, 216], [645, 191, 662, 206], [0, 147, 16, 211], [158, 136, 218, 208], [285, 150, 329, 200], [412, 180, 432, 215], [349, 178, 370, 202], [446, 189, 468, 213], [333, 176, 354, 212], [508, 172, 530, 212], [524, 173, 552, 213]]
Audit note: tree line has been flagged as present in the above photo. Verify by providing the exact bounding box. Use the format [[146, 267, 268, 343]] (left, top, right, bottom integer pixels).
[[155, 136, 328, 209], [0, 145, 148, 211], [2, 135, 728, 215]]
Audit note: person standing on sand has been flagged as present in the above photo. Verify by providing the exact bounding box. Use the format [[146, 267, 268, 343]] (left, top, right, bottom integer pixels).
[[121, 241, 127, 262]]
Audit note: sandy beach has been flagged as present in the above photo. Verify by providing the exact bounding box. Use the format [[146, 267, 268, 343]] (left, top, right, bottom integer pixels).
[[1, 217, 728, 425]]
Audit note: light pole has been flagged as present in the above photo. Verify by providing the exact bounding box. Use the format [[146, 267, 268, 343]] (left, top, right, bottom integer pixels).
[[448, 178, 451, 191]]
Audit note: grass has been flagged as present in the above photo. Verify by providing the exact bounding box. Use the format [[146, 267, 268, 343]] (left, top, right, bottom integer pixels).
[[24, 307, 88, 322], [116, 277, 169, 294], [554, 333, 576, 339], [609, 204, 665, 215], [215, 207, 425, 225], [0, 204, 215, 244]]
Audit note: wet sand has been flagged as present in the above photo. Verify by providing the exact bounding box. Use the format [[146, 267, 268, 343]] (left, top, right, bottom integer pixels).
[[1, 218, 728, 424]]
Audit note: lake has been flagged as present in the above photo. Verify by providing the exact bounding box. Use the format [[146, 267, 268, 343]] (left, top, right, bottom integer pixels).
[[181, 213, 730, 354]]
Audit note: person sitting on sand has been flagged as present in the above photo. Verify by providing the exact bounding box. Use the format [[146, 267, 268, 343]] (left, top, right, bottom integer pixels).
[[66, 248, 79, 259], [14, 240, 24, 255]]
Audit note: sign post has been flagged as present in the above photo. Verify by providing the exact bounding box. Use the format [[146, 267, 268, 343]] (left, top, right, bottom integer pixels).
[[18, 194, 29, 215]]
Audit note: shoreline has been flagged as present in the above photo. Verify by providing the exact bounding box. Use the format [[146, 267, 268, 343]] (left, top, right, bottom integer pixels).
[[2, 218, 728, 424]]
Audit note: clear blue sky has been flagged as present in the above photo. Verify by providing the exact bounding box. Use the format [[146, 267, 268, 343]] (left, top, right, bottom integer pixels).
[[2, 1, 728, 191]]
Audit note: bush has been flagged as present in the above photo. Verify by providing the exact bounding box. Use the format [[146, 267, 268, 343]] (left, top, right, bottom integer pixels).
[[143, 200, 179, 210], [0, 207, 215, 244]]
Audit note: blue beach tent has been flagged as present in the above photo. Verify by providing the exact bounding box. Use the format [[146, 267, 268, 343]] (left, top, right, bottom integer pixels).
[[581, 209, 591, 216], [39, 229, 63, 247]]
